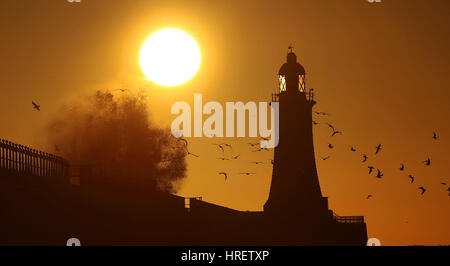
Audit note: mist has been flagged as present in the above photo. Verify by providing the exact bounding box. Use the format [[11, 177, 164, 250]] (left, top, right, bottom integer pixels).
[[47, 90, 187, 193]]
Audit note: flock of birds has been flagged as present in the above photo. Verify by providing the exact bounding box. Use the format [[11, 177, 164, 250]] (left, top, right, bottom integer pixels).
[[32, 97, 449, 198], [313, 111, 449, 199], [176, 136, 274, 181]]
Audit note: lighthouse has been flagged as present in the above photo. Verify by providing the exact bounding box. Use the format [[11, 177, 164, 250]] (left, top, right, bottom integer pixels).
[[264, 49, 332, 220]]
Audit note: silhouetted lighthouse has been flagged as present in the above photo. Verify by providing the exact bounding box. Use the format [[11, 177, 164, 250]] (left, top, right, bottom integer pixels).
[[264, 50, 331, 219]]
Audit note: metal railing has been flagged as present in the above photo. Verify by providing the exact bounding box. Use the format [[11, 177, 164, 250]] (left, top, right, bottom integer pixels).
[[0, 138, 69, 178], [333, 215, 365, 224]]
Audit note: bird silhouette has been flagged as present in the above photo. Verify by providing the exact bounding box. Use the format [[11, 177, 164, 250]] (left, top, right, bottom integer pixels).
[[113, 89, 129, 93], [327, 123, 342, 137], [440, 182, 447, 186], [231, 154, 240, 160], [253, 148, 270, 152], [240, 172, 256, 176], [400, 164, 405, 171], [187, 151, 199, 157], [408, 175, 415, 183], [366, 195, 373, 200], [218, 172, 228, 181], [212, 143, 225, 154], [432, 132, 438, 140], [328, 143, 334, 149], [350, 146, 356, 152], [376, 169, 383, 179], [32, 101, 40, 111], [362, 154, 368, 162], [251, 161, 264, 165], [418, 186, 426, 195], [368, 166, 375, 174], [423, 158, 431, 166], [375, 144, 382, 154], [321, 156, 331, 161], [315, 111, 329, 116]]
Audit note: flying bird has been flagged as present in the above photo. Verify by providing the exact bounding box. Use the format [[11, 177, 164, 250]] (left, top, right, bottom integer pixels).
[[366, 195, 373, 200], [368, 166, 375, 174], [418, 186, 426, 195], [327, 123, 342, 137], [440, 182, 447, 186], [432, 132, 438, 140], [375, 144, 382, 155], [187, 151, 199, 157], [400, 164, 405, 171], [212, 143, 225, 154], [408, 175, 415, 183], [423, 158, 431, 166], [362, 154, 368, 162], [350, 146, 356, 152], [328, 143, 334, 149], [376, 169, 383, 179], [113, 89, 129, 92], [218, 172, 228, 181], [321, 156, 331, 161], [240, 172, 256, 176], [32, 101, 40, 111], [231, 154, 240, 160]]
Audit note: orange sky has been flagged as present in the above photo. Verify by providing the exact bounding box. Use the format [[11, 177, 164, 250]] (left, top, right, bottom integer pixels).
[[0, 0, 449, 245]]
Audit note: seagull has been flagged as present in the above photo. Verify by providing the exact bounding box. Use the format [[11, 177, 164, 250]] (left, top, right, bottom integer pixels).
[[418, 186, 426, 195], [432, 132, 438, 140], [368, 166, 375, 174], [375, 144, 382, 154], [366, 195, 373, 200], [327, 123, 342, 137], [187, 151, 199, 157], [362, 154, 368, 162], [113, 89, 129, 92], [32, 101, 40, 111], [328, 143, 334, 149], [350, 146, 356, 152], [251, 161, 264, 165], [423, 158, 431, 166], [231, 154, 240, 160], [400, 164, 405, 171], [321, 156, 331, 161], [376, 169, 383, 179], [240, 172, 256, 176], [408, 175, 415, 183], [253, 148, 270, 152], [212, 143, 225, 154], [218, 172, 228, 181]]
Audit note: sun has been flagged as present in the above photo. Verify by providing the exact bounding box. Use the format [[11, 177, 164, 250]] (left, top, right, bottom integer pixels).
[[140, 29, 201, 87]]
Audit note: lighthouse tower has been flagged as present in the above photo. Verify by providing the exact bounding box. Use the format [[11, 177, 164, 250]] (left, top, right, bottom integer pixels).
[[264, 49, 331, 219]]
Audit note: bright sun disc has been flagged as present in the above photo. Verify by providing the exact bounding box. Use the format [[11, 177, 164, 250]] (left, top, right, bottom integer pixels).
[[140, 29, 201, 86]]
